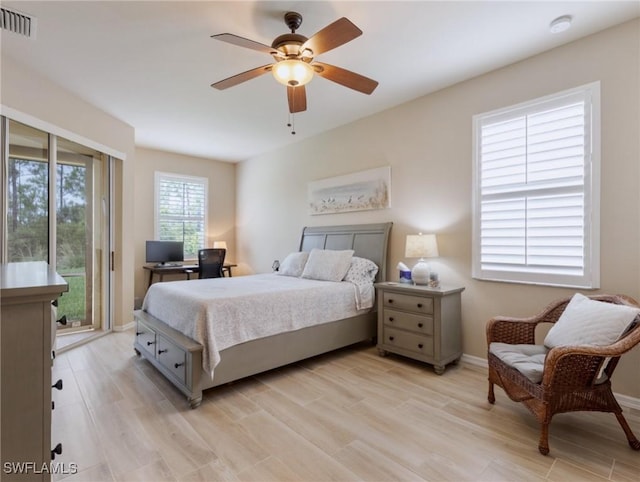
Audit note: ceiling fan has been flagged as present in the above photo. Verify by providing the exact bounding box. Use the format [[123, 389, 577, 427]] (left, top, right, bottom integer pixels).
[[210, 11, 378, 115]]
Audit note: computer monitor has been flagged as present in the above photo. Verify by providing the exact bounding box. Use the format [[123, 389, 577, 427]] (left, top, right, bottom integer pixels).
[[145, 240, 184, 266]]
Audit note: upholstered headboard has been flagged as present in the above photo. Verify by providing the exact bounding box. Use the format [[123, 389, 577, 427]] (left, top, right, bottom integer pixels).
[[299, 222, 392, 282]]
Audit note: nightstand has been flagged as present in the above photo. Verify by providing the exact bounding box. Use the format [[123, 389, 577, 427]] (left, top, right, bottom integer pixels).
[[375, 282, 464, 374]]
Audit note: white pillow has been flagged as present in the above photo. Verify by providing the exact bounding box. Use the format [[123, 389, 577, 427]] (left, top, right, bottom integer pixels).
[[301, 248, 354, 282], [544, 293, 640, 348], [277, 251, 309, 277], [343, 256, 379, 284]]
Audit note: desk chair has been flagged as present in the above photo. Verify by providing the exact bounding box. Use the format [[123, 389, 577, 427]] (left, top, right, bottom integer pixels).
[[198, 248, 226, 279]]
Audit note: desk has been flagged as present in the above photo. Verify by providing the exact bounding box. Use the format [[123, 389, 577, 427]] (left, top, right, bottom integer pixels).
[[144, 263, 237, 288]]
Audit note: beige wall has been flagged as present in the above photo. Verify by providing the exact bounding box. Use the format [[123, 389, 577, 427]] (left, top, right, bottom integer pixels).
[[1, 55, 136, 330], [133, 148, 236, 305], [236, 20, 640, 398]]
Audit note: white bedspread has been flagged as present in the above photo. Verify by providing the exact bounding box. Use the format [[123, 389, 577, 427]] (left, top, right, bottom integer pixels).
[[141, 274, 370, 377]]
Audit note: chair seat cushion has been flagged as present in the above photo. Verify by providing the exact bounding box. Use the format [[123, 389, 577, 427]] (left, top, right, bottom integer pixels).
[[490, 343, 548, 383], [544, 293, 640, 348]]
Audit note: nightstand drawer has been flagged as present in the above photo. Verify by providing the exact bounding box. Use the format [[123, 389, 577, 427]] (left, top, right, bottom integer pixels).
[[383, 309, 433, 335], [156, 335, 187, 385], [383, 327, 433, 356], [383, 292, 433, 314]]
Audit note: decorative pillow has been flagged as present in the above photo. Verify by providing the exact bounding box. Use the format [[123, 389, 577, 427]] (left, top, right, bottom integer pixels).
[[544, 293, 640, 348], [277, 251, 309, 277], [343, 256, 379, 284], [301, 248, 354, 282]]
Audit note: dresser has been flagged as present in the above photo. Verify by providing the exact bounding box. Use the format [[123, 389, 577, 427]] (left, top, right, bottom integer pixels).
[[375, 282, 464, 374], [1, 262, 68, 481]]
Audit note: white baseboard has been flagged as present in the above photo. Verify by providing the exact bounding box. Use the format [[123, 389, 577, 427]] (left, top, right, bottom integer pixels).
[[114, 320, 135, 332], [459, 353, 640, 410]]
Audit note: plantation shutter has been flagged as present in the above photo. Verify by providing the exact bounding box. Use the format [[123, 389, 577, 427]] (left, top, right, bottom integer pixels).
[[155, 173, 207, 259], [472, 84, 600, 288]]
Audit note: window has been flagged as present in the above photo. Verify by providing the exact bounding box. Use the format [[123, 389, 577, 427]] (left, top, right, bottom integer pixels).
[[155, 172, 207, 260], [472, 83, 600, 288]]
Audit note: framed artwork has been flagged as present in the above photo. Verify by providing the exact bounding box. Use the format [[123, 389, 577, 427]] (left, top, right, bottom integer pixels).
[[308, 166, 391, 215]]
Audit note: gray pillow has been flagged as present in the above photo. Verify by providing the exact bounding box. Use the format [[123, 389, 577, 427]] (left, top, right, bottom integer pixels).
[[301, 249, 354, 282], [277, 251, 309, 277]]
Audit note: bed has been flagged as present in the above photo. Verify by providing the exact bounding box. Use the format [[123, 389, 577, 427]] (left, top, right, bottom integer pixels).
[[133, 222, 392, 408]]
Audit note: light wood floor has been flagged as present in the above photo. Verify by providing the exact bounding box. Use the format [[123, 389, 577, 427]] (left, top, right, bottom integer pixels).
[[52, 329, 640, 482]]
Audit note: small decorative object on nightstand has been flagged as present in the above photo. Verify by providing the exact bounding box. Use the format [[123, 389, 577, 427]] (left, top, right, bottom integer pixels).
[[375, 282, 464, 374], [272, 260, 280, 272], [405, 233, 439, 285]]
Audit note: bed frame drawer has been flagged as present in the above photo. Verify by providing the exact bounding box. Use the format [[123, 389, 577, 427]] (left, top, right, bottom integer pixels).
[[135, 320, 157, 357], [156, 335, 187, 385], [133, 310, 203, 408]]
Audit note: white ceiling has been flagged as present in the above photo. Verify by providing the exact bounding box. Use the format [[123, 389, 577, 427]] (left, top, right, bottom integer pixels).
[[2, 1, 638, 162]]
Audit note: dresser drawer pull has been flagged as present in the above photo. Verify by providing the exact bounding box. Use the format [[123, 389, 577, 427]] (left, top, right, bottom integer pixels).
[[158, 349, 168, 354], [147, 341, 156, 346], [418, 323, 423, 328], [174, 362, 185, 369], [388, 299, 394, 304], [135, 331, 142, 336], [418, 343, 424, 349], [389, 336, 395, 341], [52, 379, 63, 391], [388, 317, 394, 322], [417, 303, 423, 308], [51, 443, 62, 460]]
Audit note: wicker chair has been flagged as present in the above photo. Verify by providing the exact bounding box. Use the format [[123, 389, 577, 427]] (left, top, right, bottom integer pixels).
[[486, 294, 640, 455]]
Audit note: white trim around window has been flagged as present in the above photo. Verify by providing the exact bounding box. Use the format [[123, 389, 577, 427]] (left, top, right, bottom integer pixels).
[[154, 171, 208, 260], [472, 82, 600, 288]]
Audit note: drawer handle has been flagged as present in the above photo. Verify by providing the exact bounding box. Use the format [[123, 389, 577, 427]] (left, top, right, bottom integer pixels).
[[52, 379, 63, 391], [389, 336, 395, 341], [418, 343, 424, 349], [418, 323, 423, 328], [388, 299, 394, 303], [417, 303, 423, 308], [147, 341, 156, 346], [51, 443, 62, 460], [388, 317, 394, 322], [158, 349, 168, 354], [136, 331, 142, 336], [174, 362, 185, 369]]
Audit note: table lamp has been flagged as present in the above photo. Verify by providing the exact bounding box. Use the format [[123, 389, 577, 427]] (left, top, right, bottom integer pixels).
[[213, 241, 227, 250], [405, 233, 439, 285]]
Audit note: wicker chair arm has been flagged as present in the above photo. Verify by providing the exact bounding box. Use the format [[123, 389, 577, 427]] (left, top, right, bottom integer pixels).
[[541, 322, 640, 387], [487, 298, 571, 345]]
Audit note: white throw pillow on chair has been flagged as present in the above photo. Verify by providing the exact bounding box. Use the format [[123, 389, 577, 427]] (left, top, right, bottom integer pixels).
[[544, 293, 640, 348]]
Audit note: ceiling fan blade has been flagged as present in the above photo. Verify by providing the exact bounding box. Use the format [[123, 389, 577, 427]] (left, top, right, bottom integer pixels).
[[211, 64, 273, 90], [301, 17, 362, 56], [287, 85, 307, 113], [312, 62, 378, 95], [211, 33, 277, 55]]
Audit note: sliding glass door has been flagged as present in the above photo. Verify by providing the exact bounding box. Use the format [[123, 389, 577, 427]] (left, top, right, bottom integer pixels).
[[4, 118, 112, 333]]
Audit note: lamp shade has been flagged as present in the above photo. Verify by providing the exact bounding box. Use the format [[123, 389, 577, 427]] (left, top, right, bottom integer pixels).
[[405, 233, 439, 259], [213, 241, 227, 250], [272, 59, 314, 87]]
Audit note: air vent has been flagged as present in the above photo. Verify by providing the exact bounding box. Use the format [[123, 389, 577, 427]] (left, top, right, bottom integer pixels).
[[1, 6, 36, 39]]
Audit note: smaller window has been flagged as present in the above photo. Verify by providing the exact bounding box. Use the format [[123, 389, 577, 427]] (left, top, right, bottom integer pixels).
[[472, 82, 600, 288], [155, 172, 207, 260]]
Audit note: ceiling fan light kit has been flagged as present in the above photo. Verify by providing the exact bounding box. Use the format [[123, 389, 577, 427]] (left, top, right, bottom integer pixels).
[[272, 59, 314, 87], [210, 11, 378, 132]]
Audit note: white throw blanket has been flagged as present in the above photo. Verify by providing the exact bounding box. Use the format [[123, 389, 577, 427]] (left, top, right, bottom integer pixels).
[[142, 274, 372, 378]]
